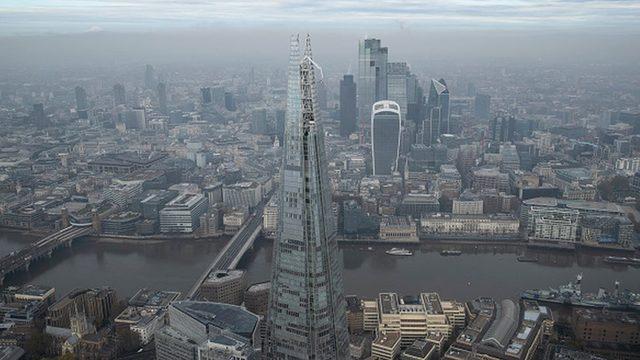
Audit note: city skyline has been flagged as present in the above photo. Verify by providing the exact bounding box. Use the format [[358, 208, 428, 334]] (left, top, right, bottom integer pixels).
[[0, 1, 639, 359]]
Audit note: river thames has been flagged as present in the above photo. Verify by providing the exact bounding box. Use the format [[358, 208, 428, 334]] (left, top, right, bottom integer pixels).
[[1, 231, 639, 301]]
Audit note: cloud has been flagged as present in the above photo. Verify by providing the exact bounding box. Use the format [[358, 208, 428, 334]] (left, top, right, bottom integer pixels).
[[0, 0, 639, 34]]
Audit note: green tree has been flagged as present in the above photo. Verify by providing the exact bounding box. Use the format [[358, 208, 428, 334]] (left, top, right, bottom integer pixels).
[[24, 332, 54, 359]]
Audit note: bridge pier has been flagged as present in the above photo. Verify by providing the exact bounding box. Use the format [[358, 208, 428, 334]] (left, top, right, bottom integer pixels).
[[47, 250, 53, 258], [24, 261, 30, 272]]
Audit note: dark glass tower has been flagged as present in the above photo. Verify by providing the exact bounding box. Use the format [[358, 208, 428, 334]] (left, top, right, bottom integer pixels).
[[339, 74, 357, 137], [264, 34, 349, 360], [371, 100, 401, 175]]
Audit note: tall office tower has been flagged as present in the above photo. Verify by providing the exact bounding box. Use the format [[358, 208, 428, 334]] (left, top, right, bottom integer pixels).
[[474, 93, 491, 120], [371, 100, 402, 176], [265, 35, 349, 360], [31, 103, 47, 128], [201, 87, 212, 104], [387, 62, 409, 120], [74, 86, 88, 110], [224, 92, 236, 111], [157, 82, 167, 115], [339, 74, 357, 137], [358, 38, 388, 142], [144, 64, 155, 89], [113, 84, 126, 106], [491, 115, 516, 143], [423, 79, 450, 146], [74, 86, 89, 119]]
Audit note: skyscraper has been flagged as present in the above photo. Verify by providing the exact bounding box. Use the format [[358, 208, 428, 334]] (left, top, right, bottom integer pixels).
[[31, 103, 47, 128], [74, 86, 88, 110], [358, 38, 388, 141], [265, 35, 349, 360], [201, 87, 212, 104], [423, 78, 450, 146], [157, 82, 167, 115], [113, 83, 126, 106], [387, 62, 409, 119], [339, 74, 357, 137], [371, 100, 402, 176], [144, 64, 155, 89], [474, 93, 491, 120], [74, 86, 89, 119]]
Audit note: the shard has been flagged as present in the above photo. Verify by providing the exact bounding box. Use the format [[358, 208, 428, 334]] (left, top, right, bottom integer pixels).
[[264, 34, 349, 359]]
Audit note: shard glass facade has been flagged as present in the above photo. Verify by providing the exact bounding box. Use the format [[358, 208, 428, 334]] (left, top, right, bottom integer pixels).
[[264, 35, 349, 360]]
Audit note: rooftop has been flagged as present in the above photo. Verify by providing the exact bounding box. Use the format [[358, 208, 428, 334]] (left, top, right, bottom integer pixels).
[[172, 301, 259, 339]]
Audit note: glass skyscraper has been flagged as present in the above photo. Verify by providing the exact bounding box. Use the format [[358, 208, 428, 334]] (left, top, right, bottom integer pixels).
[[339, 74, 357, 137], [358, 38, 388, 141], [423, 78, 450, 146], [264, 34, 349, 360], [371, 100, 402, 176], [387, 62, 409, 120]]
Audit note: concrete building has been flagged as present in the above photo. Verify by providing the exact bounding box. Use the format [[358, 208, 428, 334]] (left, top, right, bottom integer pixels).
[[223, 181, 261, 210], [197, 270, 247, 305], [379, 216, 418, 242], [401, 339, 436, 360], [103, 180, 144, 207], [446, 300, 551, 360], [472, 167, 510, 193], [372, 331, 401, 360], [159, 193, 209, 233], [46, 288, 116, 328], [452, 198, 484, 215], [525, 205, 580, 245], [376, 293, 457, 348], [244, 282, 270, 317], [421, 214, 520, 237]]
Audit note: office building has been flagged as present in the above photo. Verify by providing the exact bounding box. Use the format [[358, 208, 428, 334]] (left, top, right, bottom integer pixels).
[[376, 292, 456, 348], [75, 86, 88, 112], [144, 64, 155, 89], [224, 92, 236, 111], [372, 331, 401, 360], [157, 82, 168, 114], [371, 100, 401, 175], [201, 87, 212, 104], [358, 38, 388, 138], [525, 206, 580, 244], [401, 339, 436, 360], [31, 103, 47, 128], [244, 282, 270, 317], [155, 301, 260, 360], [103, 180, 144, 207], [265, 35, 349, 360], [113, 83, 126, 106], [379, 216, 418, 242], [423, 79, 450, 146], [474, 94, 490, 120], [446, 300, 551, 360], [46, 288, 116, 328], [222, 181, 261, 210], [197, 270, 246, 305], [159, 193, 209, 233], [387, 62, 409, 119], [340, 74, 357, 137]]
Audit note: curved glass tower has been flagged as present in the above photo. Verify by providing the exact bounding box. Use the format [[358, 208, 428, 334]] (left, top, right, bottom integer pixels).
[[371, 100, 402, 176], [264, 34, 349, 360]]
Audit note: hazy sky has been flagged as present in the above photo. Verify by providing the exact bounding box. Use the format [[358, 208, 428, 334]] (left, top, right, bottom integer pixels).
[[1, 1, 639, 70], [2, 0, 640, 34]]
